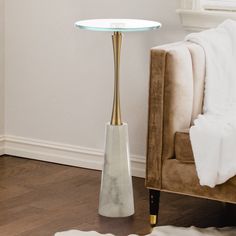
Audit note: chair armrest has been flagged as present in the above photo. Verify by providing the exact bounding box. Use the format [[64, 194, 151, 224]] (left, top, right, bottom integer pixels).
[[146, 47, 166, 189], [146, 42, 194, 189]]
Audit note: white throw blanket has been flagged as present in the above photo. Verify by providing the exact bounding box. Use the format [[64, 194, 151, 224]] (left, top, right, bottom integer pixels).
[[186, 20, 236, 187], [55, 226, 236, 236]]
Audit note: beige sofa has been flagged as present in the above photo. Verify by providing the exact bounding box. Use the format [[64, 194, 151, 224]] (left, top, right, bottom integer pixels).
[[146, 41, 236, 226]]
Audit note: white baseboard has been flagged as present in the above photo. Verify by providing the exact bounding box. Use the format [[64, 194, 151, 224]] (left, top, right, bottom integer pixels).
[[3, 135, 145, 178], [0, 135, 4, 156]]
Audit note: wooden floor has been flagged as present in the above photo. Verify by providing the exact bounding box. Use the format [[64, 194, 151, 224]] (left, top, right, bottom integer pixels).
[[0, 156, 235, 236]]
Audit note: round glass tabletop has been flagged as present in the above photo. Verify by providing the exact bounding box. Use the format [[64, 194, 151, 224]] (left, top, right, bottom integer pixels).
[[75, 19, 161, 32]]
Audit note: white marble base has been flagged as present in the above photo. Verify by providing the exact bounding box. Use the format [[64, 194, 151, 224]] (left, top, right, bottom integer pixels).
[[98, 123, 134, 217]]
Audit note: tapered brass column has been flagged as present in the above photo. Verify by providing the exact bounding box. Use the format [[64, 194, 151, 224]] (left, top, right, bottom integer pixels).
[[111, 32, 122, 126]]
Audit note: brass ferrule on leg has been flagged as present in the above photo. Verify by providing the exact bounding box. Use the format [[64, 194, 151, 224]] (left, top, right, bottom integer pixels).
[[111, 32, 122, 126], [150, 215, 157, 227]]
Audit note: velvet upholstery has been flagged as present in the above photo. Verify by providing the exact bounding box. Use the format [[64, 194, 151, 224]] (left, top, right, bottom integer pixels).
[[146, 41, 236, 203], [175, 130, 194, 164], [186, 43, 205, 124], [162, 45, 193, 161]]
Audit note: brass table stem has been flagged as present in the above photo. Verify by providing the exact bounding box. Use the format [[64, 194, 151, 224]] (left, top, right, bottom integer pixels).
[[111, 32, 122, 126]]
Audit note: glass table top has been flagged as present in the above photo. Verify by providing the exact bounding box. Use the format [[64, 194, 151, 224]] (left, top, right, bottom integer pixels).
[[75, 19, 161, 32]]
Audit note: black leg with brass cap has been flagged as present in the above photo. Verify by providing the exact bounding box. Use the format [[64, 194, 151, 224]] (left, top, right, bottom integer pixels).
[[149, 189, 160, 227]]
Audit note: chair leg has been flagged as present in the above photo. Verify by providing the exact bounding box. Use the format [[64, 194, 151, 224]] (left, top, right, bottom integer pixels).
[[149, 189, 160, 227]]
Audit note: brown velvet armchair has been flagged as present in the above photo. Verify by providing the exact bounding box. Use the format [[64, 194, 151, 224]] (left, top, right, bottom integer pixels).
[[146, 41, 236, 226]]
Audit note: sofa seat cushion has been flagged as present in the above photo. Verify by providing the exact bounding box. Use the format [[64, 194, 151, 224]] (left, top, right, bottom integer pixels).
[[162, 159, 236, 203], [175, 129, 194, 163]]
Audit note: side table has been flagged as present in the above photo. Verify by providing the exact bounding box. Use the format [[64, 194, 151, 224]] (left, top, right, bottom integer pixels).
[[75, 19, 161, 217]]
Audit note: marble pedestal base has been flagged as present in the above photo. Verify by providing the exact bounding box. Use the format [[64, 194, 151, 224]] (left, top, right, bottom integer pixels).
[[98, 123, 134, 217]]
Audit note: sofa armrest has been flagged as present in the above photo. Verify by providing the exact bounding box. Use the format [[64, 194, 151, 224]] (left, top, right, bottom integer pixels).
[[146, 47, 166, 189], [146, 42, 194, 189]]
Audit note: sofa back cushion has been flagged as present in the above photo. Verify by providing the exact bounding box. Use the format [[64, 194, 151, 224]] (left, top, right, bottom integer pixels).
[[162, 42, 194, 159], [149, 42, 205, 160], [186, 43, 205, 124]]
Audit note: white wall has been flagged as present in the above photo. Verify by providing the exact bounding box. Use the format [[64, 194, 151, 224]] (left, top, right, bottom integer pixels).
[[0, 0, 4, 135], [4, 0, 186, 162]]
